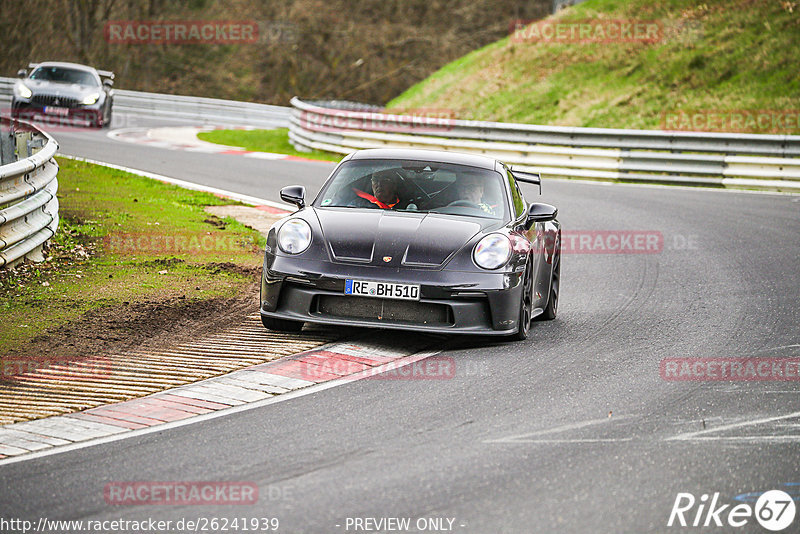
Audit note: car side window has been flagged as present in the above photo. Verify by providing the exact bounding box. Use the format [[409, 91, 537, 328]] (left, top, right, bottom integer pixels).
[[506, 168, 526, 219]]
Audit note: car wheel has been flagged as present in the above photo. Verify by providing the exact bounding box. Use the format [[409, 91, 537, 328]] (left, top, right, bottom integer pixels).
[[261, 314, 304, 333], [508, 259, 533, 341], [537, 249, 560, 321], [102, 106, 112, 128]]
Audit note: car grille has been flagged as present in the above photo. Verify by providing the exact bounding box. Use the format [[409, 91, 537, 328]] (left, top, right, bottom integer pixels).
[[315, 295, 453, 326], [31, 94, 81, 108]]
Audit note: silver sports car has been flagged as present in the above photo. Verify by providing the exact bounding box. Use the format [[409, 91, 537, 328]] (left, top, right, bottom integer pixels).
[[11, 62, 114, 128]]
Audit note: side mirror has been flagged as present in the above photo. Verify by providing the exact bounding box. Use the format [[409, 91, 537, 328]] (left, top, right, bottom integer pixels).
[[17, 69, 27, 78], [280, 185, 306, 209], [525, 202, 557, 229], [103, 78, 114, 88]]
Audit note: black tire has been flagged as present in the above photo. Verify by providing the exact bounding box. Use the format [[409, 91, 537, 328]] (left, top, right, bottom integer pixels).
[[508, 259, 533, 341], [102, 106, 112, 128], [537, 250, 560, 321], [261, 314, 304, 332]]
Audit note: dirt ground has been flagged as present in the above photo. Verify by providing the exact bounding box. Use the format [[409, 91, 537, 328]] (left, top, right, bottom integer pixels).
[[1, 205, 285, 382], [1, 265, 262, 381]]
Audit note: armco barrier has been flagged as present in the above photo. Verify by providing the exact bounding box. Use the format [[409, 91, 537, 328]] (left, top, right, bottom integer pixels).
[[0, 77, 291, 128], [288, 98, 800, 191], [0, 118, 59, 268]]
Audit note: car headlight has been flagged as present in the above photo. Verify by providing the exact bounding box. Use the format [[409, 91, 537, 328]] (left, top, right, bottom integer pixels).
[[473, 234, 512, 270], [15, 82, 32, 99], [277, 219, 312, 254], [82, 92, 100, 105]]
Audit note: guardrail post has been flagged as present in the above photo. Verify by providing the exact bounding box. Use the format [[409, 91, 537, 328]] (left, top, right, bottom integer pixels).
[[27, 137, 44, 157], [15, 130, 32, 160], [0, 121, 14, 165]]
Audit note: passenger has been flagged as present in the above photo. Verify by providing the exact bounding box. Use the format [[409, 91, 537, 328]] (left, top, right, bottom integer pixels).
[[457, 173, 495, 215], [350, 169, 402, 209]]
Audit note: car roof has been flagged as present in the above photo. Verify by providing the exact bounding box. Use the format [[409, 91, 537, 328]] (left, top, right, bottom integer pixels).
[[348, 148, 498, 170], [33, 62, 98, 73]]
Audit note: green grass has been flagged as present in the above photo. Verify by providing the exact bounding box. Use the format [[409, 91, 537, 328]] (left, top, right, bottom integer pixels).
[[0, 158, 265, 354], [198, 128, 343, 162], [387, 0, 800, 133]]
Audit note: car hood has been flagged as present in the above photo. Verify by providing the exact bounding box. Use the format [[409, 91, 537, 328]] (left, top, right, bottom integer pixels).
[[24, 79, 99, 98], [313, 208, 501, 268]]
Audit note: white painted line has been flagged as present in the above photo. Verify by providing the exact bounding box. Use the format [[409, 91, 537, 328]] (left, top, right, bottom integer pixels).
[[0, 349, 440, 466], [675, 436, 800, 443], [490, 438, 634, 444], [57, 154, 295, 211], [667, 410, 800, 441], [483, 416, 633, 444], [244, 151, 290, 160]]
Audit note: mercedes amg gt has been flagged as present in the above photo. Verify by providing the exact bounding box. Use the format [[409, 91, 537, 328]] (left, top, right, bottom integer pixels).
[[11, 62, 114, 128], [260, 148, 561, 340]]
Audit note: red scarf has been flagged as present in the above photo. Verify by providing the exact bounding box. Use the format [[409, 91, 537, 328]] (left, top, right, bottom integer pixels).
[[353, 188, 398, 209]]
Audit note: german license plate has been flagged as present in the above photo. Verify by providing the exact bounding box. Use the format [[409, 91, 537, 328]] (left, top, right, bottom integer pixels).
[[44, 106, 69, 116], [344, 279, 420, 301]]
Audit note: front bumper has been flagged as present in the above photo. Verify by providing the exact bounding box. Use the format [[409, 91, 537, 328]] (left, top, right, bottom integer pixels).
[[11, 99, 102, 126], [260, 255, 525, 335]]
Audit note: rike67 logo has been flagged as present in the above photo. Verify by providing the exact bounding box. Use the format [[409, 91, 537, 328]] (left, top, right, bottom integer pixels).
[[668, 489, 797, 530]]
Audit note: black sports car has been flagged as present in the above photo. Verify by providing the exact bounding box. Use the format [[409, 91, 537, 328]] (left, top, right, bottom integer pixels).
[[12, 62, 114, 128], [260, 148, 561, 340]]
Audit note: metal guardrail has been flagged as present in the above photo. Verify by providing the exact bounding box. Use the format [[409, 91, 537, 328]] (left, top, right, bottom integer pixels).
[[0, 117, 59, 268], [112, 88, 290, 127], [288, 98, 800, 190], [0, 77, 291, 128]]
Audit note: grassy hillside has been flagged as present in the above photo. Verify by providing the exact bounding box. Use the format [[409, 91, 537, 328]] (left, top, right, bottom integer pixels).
[[387, 0, 800, 133]]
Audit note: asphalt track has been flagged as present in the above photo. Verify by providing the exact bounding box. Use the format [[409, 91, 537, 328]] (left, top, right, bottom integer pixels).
[[1, 114, 799, 533]]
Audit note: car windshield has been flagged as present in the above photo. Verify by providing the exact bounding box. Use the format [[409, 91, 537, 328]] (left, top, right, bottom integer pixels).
[[29, 67, 98, 86], [314, 159, 509, 220]]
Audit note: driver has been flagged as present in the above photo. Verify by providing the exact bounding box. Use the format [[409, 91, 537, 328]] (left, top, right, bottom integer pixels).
[[350, 169, 403, 209], [457, 173, 495, 215]]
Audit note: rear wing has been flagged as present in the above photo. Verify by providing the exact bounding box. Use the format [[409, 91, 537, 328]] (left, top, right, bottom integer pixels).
[[510, 168, 542, 194], [27, 63, 115, 80]]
